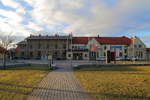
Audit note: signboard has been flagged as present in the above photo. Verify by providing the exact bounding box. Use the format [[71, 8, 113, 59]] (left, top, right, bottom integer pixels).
[[48, 55, 52, 60], [110, 46, 122, 49]]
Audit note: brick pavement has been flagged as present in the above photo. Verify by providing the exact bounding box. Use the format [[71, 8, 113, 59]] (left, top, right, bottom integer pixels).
[[27, 63, 92, 100]]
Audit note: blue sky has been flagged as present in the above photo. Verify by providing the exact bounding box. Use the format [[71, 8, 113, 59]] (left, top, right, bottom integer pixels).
[[0, 0, 150, 47]]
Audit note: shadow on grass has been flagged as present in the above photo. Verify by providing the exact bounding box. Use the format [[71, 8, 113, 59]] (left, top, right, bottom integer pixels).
[[74, 66, 142, 72], [93, 92, 150, 100], [0, 82, 149, 100], [4, 66, 50, 71]]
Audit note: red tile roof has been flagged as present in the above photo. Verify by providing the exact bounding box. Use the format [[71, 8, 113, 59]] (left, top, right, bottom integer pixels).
[[72, 36, 132, 45], [95, 37, 132, 45], [72, 37, 93, 44], [146, 48, 150, 51]]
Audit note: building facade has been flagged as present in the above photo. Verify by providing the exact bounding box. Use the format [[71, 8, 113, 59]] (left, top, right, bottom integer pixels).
[[147, 48, 150, 60], [16, 35, 148, 60], [66, 36, 147, 60], [16, 34, 72, 60]]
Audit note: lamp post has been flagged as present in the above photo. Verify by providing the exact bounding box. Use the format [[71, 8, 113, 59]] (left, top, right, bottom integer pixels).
[[70, 33, 73, 67], [132, 33, 136, 62]]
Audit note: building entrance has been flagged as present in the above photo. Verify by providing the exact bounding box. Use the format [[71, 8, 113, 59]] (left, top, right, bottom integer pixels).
[[89, 52, 96, 60], [73, 53, 83, 60]]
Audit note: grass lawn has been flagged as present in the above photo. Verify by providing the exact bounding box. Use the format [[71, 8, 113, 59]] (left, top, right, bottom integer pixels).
[[75, 66, 150, 100], [112, 61, 150, 64], [0, 66, 50, 100]]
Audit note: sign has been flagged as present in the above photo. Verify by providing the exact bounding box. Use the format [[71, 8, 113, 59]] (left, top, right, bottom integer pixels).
[[90, 45, 98, 51], [111, 46, 122, 49], [48, 55, 52, 60]]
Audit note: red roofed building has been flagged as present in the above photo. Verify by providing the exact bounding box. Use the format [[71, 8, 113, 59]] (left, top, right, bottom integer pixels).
[[147, 48, 150, 60], [15, 34, 147, 60], [67, 36, 147, 60], [95, 37, 131, 45], [72, 37, 93, 44], [72, 36, 131, 45]]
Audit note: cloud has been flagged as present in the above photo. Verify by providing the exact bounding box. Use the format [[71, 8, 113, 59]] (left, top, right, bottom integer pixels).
[[0, 0, 20, 8], [23, 0, 150, 36], [0, 0, 150, 46]]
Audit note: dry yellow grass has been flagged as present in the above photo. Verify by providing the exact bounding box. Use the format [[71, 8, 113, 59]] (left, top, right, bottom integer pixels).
[[112, 61, 150, 64], [0, 66, 49, 100], [75, 66, 150, 100]]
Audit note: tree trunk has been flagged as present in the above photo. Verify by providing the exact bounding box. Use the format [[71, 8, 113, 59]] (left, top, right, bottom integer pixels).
[[3, 52, 6, 70]]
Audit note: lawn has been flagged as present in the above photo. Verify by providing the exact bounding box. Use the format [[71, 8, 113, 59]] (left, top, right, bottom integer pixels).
[[0, 66, 49, 100], [112, 61, 150, 64], [74, 66, 150, 100]]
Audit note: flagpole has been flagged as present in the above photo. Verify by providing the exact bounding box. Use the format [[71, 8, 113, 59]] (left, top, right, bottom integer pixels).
[[71, 32, 72, 67], [96, 46, 98, 65], [133, 33, 135, 62], [106, 49, 107, 64], [88, 36, 90, 62]]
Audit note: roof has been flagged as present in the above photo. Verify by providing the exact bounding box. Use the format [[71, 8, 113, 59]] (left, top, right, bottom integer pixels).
[[95, 37, 132, 45], [17, 40, 27, 45], [72, 37, 93, 44], [27, 35, 72, 40], [146, 48, 150, 51], [72, 36, 132, 45]]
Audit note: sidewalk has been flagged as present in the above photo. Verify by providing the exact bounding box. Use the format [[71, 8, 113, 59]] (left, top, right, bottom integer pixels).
[[27, 63, 92, 100]]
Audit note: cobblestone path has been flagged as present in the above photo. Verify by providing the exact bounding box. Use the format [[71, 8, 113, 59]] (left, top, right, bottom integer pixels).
[[27, 63, 92, 100]]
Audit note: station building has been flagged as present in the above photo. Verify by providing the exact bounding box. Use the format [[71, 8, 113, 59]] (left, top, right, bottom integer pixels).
[[16, 34, 147, 60]]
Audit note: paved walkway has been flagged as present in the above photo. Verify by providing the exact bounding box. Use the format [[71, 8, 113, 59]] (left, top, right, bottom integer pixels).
[[27, 63, 92, 100]]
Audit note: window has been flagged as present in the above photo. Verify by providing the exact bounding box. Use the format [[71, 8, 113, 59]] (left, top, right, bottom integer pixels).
[[104, 46, 107, 50], [21, 52, 24, 56], [141, 52, 143, 58], [119, 52, 122, 57], [38, 44, 41, 49], [136, 51, 138, 57], [63, 44, 66, 49], [134, 45, 137, 48], [68, 54, 71, 57], [85, 54, 87, 57], [30, 52, 33, 57], [55, 44, 58, 49], [104, 52, 106, 56], [38, 51, 41, 57], [139, 45, 142, 48], [47, 44, 49, 49], [55, 52, 57, 56], [62, 52, 66, 56], [72, 46, 74, 49], [139, 51, 143, 58], [30, 45, 32, 49], [75, 46, 77, 50], [124, 49, 127, 53], [21, 45, 26, 49]]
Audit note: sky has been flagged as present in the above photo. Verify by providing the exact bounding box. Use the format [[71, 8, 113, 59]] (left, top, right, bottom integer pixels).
[[0, 0, 150, 47]]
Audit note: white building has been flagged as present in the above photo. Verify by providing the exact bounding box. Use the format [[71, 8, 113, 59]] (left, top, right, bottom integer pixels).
[[67, 36, 147, 60]]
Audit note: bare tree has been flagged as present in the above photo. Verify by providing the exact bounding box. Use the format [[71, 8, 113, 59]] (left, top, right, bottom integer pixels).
[[0, 32, 15, 69]]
